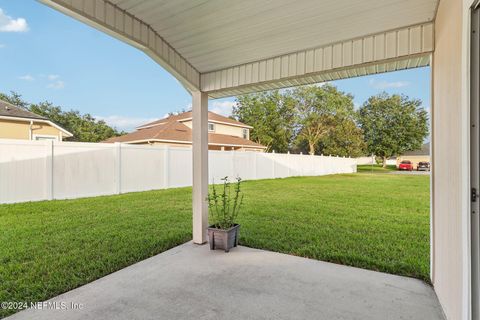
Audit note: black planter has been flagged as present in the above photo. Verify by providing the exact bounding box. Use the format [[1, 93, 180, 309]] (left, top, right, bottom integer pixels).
[[207, 224, 240, 252]]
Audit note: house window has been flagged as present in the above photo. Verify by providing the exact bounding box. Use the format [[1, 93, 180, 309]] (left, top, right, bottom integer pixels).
[[208, 123, 215, 132], [33, 134, 58, 141], [242, 128, 248, 139]]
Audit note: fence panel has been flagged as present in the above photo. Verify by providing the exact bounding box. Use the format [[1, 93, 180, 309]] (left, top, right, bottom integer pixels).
[[0, 139, 356, 204], [120, 144, 167, 193], [0, 140, 48, 203], [53, 142, 117, 200]]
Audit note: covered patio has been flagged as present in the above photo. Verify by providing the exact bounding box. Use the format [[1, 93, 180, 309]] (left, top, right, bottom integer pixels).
[[27, 0, 478, 319], [7, 242, 444, 320]]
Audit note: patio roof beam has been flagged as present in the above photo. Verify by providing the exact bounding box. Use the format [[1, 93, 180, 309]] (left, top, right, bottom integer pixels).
[[40, 0, 201, 92], [201, 22, 434, 98]]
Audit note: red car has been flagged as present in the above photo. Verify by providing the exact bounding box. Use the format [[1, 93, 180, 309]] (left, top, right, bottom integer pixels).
[[398, 160, 414, 171]]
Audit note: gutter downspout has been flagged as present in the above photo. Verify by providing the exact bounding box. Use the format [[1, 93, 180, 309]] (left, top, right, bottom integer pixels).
[[29, 120, 33, 140]]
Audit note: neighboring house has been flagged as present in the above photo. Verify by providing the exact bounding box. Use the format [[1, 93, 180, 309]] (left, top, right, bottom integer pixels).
[[0, 100, 73, 141], [396, 143, 430, 169], [105, 111, 266, 152]]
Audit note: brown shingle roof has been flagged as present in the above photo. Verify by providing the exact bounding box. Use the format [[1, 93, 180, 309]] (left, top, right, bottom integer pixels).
[[0, 100, 47, 120], [402, 143, 430, 156], [138, 111, 251, 129], [104, 112, 265, 149]]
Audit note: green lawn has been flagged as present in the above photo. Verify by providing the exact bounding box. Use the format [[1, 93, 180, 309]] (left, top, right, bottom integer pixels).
[[0, 173, 429, 318], [357, 164, 397, 172]]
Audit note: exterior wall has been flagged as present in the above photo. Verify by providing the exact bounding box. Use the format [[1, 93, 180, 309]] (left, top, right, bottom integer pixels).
[[432, 0, 469, 318], [396, 156, 430, 169], [182, 120, 248, 139], [0, 119, 63, 140]]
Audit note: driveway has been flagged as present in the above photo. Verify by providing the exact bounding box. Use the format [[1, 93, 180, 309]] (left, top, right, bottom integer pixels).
[[389, 170, 430, 175]]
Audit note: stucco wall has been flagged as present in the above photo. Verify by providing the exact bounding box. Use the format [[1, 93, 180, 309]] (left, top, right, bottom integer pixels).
[[0, 119, 63, 140], [433, 0, 467, 318], [182, 120, 248, 138]]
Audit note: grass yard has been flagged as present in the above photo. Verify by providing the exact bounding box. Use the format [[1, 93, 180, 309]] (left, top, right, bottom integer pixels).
[[357, 164, 397, 172], [0, 173, 430, 318]]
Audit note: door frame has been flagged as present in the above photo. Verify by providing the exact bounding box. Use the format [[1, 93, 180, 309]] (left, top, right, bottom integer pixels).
[[471, 3, 480, 319]]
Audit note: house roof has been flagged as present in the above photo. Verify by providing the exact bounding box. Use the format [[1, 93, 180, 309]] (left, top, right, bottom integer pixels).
[[402, 143, 430, 156], [138, 111, 252, 129], [105, 112, 265, 149], [0, 99, 74, 137], [0, 100, 48, 120]]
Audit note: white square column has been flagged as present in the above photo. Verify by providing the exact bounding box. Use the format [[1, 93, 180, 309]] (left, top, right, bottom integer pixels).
[[192, 91, 209, 244]]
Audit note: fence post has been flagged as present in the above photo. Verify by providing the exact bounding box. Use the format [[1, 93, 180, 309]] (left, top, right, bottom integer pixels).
[[272, 154, 276, 178], [253, 152, 258, 180], [164, 146, 169, 188], [231, 149, 236, 177], [115, 142, 122, 194], [45, 140, 54, 200]]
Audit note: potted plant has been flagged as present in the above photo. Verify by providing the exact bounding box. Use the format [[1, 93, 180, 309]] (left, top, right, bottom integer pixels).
[[207, 176, 243, 252]]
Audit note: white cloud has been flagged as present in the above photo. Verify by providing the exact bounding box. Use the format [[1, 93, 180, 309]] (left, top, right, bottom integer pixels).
[[209, 100, 236, 117], [47, 74, 60, 80], [18, 74, 34, 81], [0, 43, 5, 48], [0, 8, 28, 32], [47, 80, 65, 90], [369, 79, 410, 89], [95, 115, 159, 132]]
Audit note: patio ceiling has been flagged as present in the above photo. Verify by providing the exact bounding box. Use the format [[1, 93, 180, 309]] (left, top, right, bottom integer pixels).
[[40, 0, 438, 97]]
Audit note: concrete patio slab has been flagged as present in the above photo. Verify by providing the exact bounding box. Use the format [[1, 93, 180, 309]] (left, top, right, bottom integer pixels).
[[7, 242, 444, 320]]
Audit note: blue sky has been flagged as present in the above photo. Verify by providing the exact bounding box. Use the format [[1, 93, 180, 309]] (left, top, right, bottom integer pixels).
[[0, 1, 430, 132]]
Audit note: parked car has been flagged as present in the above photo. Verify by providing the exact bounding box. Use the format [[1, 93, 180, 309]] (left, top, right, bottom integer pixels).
[[398, 160, 414, 171], [417, 161, 430, 171]]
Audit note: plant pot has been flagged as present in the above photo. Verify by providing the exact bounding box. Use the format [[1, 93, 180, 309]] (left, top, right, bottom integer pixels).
[[208, 224, 240, 252]]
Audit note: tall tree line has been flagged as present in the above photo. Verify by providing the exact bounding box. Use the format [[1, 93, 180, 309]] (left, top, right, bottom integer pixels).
[[233, 84, 429, 164], [0, 91, 125, 142]]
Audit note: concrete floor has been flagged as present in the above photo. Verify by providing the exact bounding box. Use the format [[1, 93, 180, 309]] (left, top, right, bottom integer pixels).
[[8, 242, 444, 320]]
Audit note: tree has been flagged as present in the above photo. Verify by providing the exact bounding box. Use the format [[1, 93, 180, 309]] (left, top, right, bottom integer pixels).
[[233, 90, 296, 152], [0, 91, 125, 142], [291, 84, 356, 155], [358, 93, 429, 167], [320, 117, 366, 157], [0, 91, 29, 108]]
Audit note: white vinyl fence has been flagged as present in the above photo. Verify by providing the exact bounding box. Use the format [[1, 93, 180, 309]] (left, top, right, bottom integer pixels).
[[0, 139, 356, 204]]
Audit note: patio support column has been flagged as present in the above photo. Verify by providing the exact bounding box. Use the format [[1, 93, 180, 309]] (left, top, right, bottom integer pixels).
[[192, 91, 209, 244]]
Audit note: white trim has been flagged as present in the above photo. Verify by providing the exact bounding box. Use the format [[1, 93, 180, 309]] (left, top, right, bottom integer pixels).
[[33, 134, 59, 141], [0, 115, 73, 137], [138, 117, 253, 130], [126, 139, 192, 145], [180, 118, 254, 129], [430, 53, 435, 284], [208, 142, 266, 149], [39, 0, 200, 92], [118, 138, 266, 149], [463, 1, 477, 319], [135, 122, 167, 130]]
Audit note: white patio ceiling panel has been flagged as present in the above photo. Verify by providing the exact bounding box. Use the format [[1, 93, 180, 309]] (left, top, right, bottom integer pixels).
[[109, 0, 437, 73], [40, 0, 438, 98]]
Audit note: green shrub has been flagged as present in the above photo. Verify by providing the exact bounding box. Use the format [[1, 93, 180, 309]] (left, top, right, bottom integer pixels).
[[207, 177, 244, 229]]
